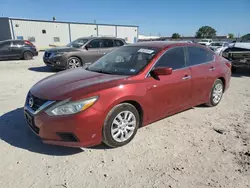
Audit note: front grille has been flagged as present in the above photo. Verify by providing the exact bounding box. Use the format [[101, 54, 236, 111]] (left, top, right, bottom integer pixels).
[[24, 111, 40, 134], [57, 133, 79, 142], [27, 93, 48, 111]]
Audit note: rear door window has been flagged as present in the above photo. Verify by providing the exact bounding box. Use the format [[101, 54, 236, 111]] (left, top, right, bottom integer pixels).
[[101, 39, 114, 48], [187, 46, 214, 66], [12, 41, 24, 47], [155, 47, 186, 70]]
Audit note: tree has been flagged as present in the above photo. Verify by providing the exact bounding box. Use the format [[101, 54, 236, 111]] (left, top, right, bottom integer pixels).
[[172, 33, 181, 39], [195, 26, 216, 38], [228, 33, 234, 39]]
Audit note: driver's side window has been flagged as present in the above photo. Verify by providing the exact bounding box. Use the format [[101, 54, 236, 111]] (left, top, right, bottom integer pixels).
[[155, 47, 186, 70], [87, 39, 101, 49]]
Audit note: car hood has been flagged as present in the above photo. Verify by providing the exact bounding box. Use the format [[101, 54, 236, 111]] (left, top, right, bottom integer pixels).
[[46, 46, 80, 53], [30, 68, 129, 100]]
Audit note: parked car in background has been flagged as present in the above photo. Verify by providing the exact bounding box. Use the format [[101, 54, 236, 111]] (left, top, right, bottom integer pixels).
[[0, 40, 38, 60], [43, 36, 126, 70], [24, 41, 231, 148], [222, 34, 250, 73], [208, 41, 230, 55], [198, 39, 213, 46]]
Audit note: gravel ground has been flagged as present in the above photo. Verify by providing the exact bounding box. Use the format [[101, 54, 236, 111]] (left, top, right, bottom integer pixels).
[[0, 53, 250, 188]]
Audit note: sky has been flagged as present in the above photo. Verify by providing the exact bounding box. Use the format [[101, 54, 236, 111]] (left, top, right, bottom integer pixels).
[[0, 0, 249, 37]]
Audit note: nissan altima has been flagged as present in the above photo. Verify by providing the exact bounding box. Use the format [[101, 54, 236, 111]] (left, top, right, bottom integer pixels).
[[24, 41, 231, 148]]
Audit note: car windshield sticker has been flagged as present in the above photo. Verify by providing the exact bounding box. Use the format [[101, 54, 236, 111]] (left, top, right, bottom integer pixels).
[[138, 49, 154, 54], [130, 69, 136, 72]]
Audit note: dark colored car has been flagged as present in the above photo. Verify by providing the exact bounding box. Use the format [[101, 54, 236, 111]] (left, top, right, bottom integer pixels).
[[222, 34, 250, 73], [0, 40, 38, 60], [24, 41, 231, 148], [43, 36, 126, 70]]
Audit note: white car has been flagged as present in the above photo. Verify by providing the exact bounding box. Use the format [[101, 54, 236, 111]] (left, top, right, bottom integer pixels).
[[198, 39, 213, 46], [208, 41, 230, 55]]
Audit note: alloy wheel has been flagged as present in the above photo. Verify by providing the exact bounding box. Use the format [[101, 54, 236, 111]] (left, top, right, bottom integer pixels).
[[111, 111, 136, 142], [68, 58, 81, 69]]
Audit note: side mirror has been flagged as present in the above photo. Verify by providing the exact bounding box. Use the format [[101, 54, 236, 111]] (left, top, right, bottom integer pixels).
[[151, 67, 172, 76], [84, 45, 89, 50]]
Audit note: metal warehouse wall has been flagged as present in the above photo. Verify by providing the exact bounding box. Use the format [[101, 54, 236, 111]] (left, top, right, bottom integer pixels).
[[117, 26, 138, 43], [4, 18, 139, 49], [0, 18, 12, 41], [97, 25, 116, 37], [11, 20, 70, 49], [70, 24, 97, 41]]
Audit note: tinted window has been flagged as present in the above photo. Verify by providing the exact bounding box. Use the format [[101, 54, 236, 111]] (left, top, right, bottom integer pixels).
[[223, 43, 229, 47], [67, 38, 89, 48], [101, 39, 114, 48], [88, 39, 101, 48], [0, 41, 11, 49], [155, 47, 186, 70], [114, 39, 124, 46], [187, 46, 214, 66], [12, 41, 24, 47]]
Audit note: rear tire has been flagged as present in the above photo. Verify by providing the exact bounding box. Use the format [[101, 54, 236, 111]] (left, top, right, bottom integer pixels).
[[205, 79, 224, 107], [102, 103, 140, 148], [23, 51, 33, 60]]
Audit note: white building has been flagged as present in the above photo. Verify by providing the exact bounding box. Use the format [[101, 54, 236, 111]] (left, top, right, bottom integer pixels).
[[0, 17, 139, 50]]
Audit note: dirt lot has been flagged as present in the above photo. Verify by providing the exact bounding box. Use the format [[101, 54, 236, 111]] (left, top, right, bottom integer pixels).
[[0, 53, 250, 188]]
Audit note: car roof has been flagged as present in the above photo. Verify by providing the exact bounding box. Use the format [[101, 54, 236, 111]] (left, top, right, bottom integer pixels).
[[0, 39, 25, 43], [126, 41, 193, 49], [77, 36, 125, 40]]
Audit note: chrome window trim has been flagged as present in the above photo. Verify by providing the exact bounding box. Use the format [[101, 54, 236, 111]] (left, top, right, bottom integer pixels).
[[145, 45, 215, 78], [25, 100, 56, 115]]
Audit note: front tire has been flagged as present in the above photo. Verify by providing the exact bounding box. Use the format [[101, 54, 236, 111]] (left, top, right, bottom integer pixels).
[[102, 103, 140, 148], [23, 51, 33, 60], [206, 79, 224, 107], [67, 57, 82, 69]]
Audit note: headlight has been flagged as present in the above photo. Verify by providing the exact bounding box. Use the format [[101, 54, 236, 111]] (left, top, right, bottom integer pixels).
[[45, 96, 98, 116], [52, 52, 65, 57]]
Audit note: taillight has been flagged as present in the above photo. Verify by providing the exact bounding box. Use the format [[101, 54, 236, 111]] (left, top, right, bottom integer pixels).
[[225, 61, 232, 69], [25, 40, 36, 50]]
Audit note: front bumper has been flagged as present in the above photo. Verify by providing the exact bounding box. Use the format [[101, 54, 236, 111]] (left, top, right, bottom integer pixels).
[[24, 103, 105, 148], [43, 55, 67, 70]]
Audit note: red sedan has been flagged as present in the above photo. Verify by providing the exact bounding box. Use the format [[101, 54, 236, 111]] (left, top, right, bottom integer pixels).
[[24, 42, 231, 148]]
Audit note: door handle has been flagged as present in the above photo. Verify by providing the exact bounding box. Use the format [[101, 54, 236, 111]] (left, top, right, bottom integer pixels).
[[209, 67, 215, 71], [182, 75, 191, 80]]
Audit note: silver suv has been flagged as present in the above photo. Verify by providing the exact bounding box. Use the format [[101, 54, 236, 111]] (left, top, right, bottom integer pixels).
[[43, 36, 126, 70]]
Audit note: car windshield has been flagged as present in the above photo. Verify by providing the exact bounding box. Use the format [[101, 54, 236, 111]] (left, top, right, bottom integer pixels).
[[87, 46, 160, 75], [66, 38, 89, 48], [210, 42, 223, 46]]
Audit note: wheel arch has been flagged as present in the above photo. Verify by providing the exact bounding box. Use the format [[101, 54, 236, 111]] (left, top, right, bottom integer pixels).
[[67, 56, 83, 65], [119, 100, 144, 127], [218, 77, 226, 92], [22, 50, 33, 58]]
